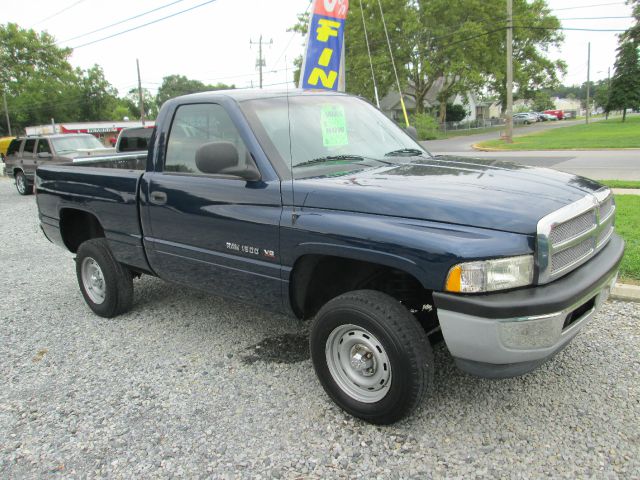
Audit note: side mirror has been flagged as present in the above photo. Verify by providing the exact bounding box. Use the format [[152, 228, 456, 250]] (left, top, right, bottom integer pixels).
[[37, 152, 52, 159], [404, 125, 419, 140], [195, 141, 261, 181]]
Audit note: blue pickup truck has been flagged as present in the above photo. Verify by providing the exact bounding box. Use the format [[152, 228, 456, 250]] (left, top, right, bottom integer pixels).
[[35, 89, 624, 424]]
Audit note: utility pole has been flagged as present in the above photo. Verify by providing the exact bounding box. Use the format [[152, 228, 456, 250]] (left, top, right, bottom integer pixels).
[[2, 90, 11, 136], [250, 35, 272, 89], [505, 0, 514, 143], [136, 59, 146, 126], [586, 43, 591, 125], [606, 66, 611, 120]]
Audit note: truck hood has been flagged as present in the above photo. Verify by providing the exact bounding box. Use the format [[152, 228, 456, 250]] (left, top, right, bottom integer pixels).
[[294, 156, 606, 235]]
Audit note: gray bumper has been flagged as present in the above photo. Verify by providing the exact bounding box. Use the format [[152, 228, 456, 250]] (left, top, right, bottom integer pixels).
[[433, 234, 624, 378]]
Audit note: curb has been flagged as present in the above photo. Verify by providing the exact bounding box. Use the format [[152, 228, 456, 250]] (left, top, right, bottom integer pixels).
[[471, 144, 640, 152], [611, 283, 640, 303], [611, 188, 640, 196]]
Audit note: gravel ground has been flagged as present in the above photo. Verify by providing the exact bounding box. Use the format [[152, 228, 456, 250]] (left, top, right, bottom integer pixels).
[[0, 177, 639, 479]]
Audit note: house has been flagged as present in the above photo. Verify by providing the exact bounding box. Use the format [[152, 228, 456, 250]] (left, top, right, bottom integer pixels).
[[379, 80, 490, 124]]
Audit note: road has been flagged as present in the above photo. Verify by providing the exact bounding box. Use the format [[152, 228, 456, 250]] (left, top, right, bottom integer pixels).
[[422, 119, 640, 180]]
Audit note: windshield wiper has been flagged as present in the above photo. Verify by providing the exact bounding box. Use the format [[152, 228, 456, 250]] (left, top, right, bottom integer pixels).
[[293, 155, 365, 168], [384, 148, 425, 157]]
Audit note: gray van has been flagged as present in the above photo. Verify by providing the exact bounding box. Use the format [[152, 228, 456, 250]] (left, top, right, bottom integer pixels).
[[4, 134, 114, 195]]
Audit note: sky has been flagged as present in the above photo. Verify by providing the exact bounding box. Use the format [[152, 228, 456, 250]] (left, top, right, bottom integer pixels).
[[3, 0, 636, 97]]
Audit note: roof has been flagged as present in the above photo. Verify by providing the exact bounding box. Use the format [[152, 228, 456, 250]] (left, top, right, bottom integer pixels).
[[172, 88, 348, 103]]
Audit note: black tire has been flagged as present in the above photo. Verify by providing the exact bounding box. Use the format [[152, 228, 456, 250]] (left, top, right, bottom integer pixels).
[[310, 290, 433, 424], [15, 171, 32, 195], [75, 238, 133, 318]]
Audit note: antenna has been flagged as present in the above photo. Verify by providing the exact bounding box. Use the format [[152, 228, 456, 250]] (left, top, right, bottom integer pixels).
[[359, 0, 380, 108], [377, 0, 410, 126]]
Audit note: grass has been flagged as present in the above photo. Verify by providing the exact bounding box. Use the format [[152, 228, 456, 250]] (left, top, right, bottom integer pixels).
[[476, 115, 640, 150], [614, 195, 640, 283], [599, 180, 640, 189]]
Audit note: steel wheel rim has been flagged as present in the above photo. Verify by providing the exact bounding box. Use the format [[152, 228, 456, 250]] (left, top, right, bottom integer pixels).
[[325, 324, 392, 403], [81, 257, 106, 304], [16, 174, 26, 194]]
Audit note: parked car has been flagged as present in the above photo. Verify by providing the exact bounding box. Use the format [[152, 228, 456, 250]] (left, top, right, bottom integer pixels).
[[4, 134, 115, 195], [544, 109, 565, 120], [541, 113, 558, 121], [35, 89, 623, 424], [115, 126, 155, 153], [513, 112, 537, 125]]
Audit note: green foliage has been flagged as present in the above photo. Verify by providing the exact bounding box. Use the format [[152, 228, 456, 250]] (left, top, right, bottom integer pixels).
[[411, 113, 439, 140], [531, 91, 555, 111], [155, 75, 234, 108], [292, 0, 565, 117], [607, 41, 640, 121], [0, 23, 78, 133], [445, 104, 467, 122]]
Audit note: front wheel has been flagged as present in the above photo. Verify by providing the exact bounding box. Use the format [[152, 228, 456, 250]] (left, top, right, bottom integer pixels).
[[76, 238, 133, 318], [310, 290, 433, 424], [15, 171, 32, 195]]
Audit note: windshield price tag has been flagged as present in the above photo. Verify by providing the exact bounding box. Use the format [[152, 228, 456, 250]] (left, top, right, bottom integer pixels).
[[321, 104, 349, 147]]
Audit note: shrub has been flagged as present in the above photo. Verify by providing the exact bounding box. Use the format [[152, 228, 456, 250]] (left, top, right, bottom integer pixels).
[[411, 113, 440, 140]]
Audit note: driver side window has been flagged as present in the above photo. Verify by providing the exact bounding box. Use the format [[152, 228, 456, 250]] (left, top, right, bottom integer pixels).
[[165, 103, 249, 175], [37, 139, 51, 155]]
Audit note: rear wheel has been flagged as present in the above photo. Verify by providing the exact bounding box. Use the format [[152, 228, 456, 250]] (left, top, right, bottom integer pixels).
[[15, 171, 31, 195], [76, 238, 133, 318], [310, 290, 433, 424]]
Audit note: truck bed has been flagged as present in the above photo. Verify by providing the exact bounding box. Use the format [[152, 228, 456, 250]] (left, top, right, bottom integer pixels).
[[36, 153, 150, 272]]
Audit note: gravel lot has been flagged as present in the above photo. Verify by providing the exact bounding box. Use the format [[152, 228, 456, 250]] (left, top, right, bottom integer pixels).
[[1, 177, 639, 479]]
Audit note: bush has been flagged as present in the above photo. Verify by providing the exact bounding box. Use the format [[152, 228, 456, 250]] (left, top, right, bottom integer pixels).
[[446, 103, 467, 122], [411, 113, 440, 140]]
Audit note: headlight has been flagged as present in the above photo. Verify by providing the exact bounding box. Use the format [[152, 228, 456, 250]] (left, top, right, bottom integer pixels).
[[445, 255, 534, 293]]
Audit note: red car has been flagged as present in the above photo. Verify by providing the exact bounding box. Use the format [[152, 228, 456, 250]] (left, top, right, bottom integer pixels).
[[544, 109, 564, 120]]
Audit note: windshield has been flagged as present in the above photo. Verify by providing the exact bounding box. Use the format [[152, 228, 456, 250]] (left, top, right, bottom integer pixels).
[[240, 94, 430, 179], [51, 135, 105, 155]]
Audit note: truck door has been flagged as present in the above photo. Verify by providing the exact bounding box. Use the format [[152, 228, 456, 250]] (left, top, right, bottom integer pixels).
[[142, 102, 284, 311]]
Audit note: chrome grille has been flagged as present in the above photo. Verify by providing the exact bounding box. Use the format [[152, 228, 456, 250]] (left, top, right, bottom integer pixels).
[[548, 210, 595, 245], [537, 190, 616, 284], [551, 238, 594, 274], [599, 197, 614, 220]]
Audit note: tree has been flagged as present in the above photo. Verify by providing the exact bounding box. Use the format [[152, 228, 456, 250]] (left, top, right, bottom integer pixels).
[[73, 65, 119, 122], [292, 0, 565, 120], [532, 91, 555, 111], [122, 88, 158, 120], [155, 75, 234, 108], [607, 41, 640, 121], [0, 23, 79, 132]]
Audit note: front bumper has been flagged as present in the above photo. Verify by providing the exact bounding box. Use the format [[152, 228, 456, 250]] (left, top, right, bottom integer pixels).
[[433, 234, 624, 378]]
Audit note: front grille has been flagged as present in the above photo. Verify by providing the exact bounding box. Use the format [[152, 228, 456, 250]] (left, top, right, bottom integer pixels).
[[537, 190, 616, 284], [549, 210, 595, 245], [551, 237, 594, 274]]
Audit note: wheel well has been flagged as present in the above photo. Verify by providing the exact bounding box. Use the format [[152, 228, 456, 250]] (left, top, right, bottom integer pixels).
[[290, 255, 436, 328], [59, 209, 105, 253]]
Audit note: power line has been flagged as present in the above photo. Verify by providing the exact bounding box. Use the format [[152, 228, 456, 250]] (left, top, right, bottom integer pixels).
[[552, 2, 626, 12], [272, 1, 312, 68], [558, 16, 632, 20], [31, 0, 87, 28], [71, 0, 218, 49], [59, 0, 186, 44]]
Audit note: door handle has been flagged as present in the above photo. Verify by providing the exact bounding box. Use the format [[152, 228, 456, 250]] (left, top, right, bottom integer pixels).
[[149, 191, 167, 205]]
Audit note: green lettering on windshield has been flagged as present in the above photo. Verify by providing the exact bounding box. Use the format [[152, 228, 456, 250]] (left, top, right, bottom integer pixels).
[[321, 104, 348, 148]]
